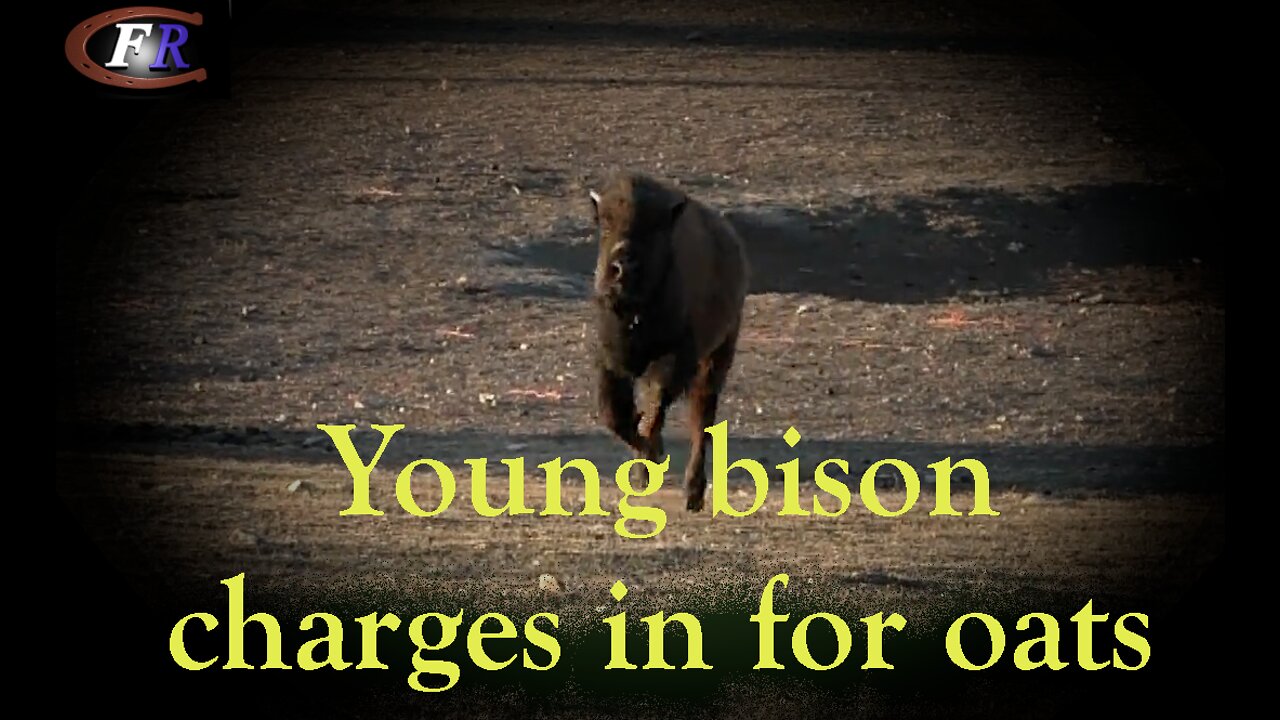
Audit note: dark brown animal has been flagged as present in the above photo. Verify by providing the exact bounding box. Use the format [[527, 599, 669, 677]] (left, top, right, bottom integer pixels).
[[589, 171, 748, 511]]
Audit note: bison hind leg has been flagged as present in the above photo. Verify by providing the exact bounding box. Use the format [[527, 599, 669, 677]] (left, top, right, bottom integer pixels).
[[684, 327, 740, 511]]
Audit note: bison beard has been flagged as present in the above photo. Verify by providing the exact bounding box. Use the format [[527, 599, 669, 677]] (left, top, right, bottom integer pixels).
[[590, 172, 748, 511]]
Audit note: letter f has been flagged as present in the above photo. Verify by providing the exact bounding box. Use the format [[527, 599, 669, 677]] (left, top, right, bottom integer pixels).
[[106, 23, 153, 68]]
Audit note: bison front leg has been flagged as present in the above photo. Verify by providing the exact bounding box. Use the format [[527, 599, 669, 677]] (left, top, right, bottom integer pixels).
[[598, 366, 644, 453], [636, 378, 667, 466], [632, 350, 697, 485], [685, 329, 740, 511]]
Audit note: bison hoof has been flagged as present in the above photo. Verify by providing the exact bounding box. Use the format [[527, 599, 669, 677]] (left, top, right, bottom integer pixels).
[[685, 492, 705, 512], [630, 460, 656, 486]]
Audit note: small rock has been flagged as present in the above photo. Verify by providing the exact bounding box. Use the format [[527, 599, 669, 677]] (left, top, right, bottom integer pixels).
[[286, 479, 311, 494], [1080, 293, 1104, 305], [478, 392, 497, 406], [455, 275, 469, 286], [241, 305, 258, 318], [796, 304, 812, 315], [519, 343, 529, 350], [1006, 241, 1025, 253], [538, 574, 562, 593], [193, 335, 206, 345], [229, 529, 260, 548], [353, 399, 366, 410]]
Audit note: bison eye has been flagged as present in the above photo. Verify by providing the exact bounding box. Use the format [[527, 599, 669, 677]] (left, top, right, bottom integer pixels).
[[607, 260, 624, 280]]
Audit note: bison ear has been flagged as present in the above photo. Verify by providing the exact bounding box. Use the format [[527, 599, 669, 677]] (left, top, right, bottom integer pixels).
[[671, 198, 688, 223], [668, 191, 688, 224]]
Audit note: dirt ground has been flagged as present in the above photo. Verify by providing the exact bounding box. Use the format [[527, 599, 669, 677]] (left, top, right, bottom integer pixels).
[[55, 0, 1224, 714]]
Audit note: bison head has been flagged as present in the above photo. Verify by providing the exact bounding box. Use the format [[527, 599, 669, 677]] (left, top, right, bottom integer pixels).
[[589, 173, 688, 311]]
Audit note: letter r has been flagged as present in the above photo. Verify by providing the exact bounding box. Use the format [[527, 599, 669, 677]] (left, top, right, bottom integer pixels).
[[150, 24, 191, 70]]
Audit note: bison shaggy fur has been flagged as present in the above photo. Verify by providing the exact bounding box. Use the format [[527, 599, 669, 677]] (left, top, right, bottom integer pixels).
[[589, 171, 749, 511]]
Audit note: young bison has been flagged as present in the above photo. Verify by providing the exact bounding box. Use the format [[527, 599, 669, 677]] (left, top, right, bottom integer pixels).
[[589, 171, 749, 511]]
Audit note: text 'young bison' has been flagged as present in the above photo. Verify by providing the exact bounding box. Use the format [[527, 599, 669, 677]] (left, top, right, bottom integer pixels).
[[589, 172, 749, 511]]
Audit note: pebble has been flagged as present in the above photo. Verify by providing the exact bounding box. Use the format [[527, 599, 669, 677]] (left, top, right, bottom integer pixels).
[[229, 529, 260, 548]]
